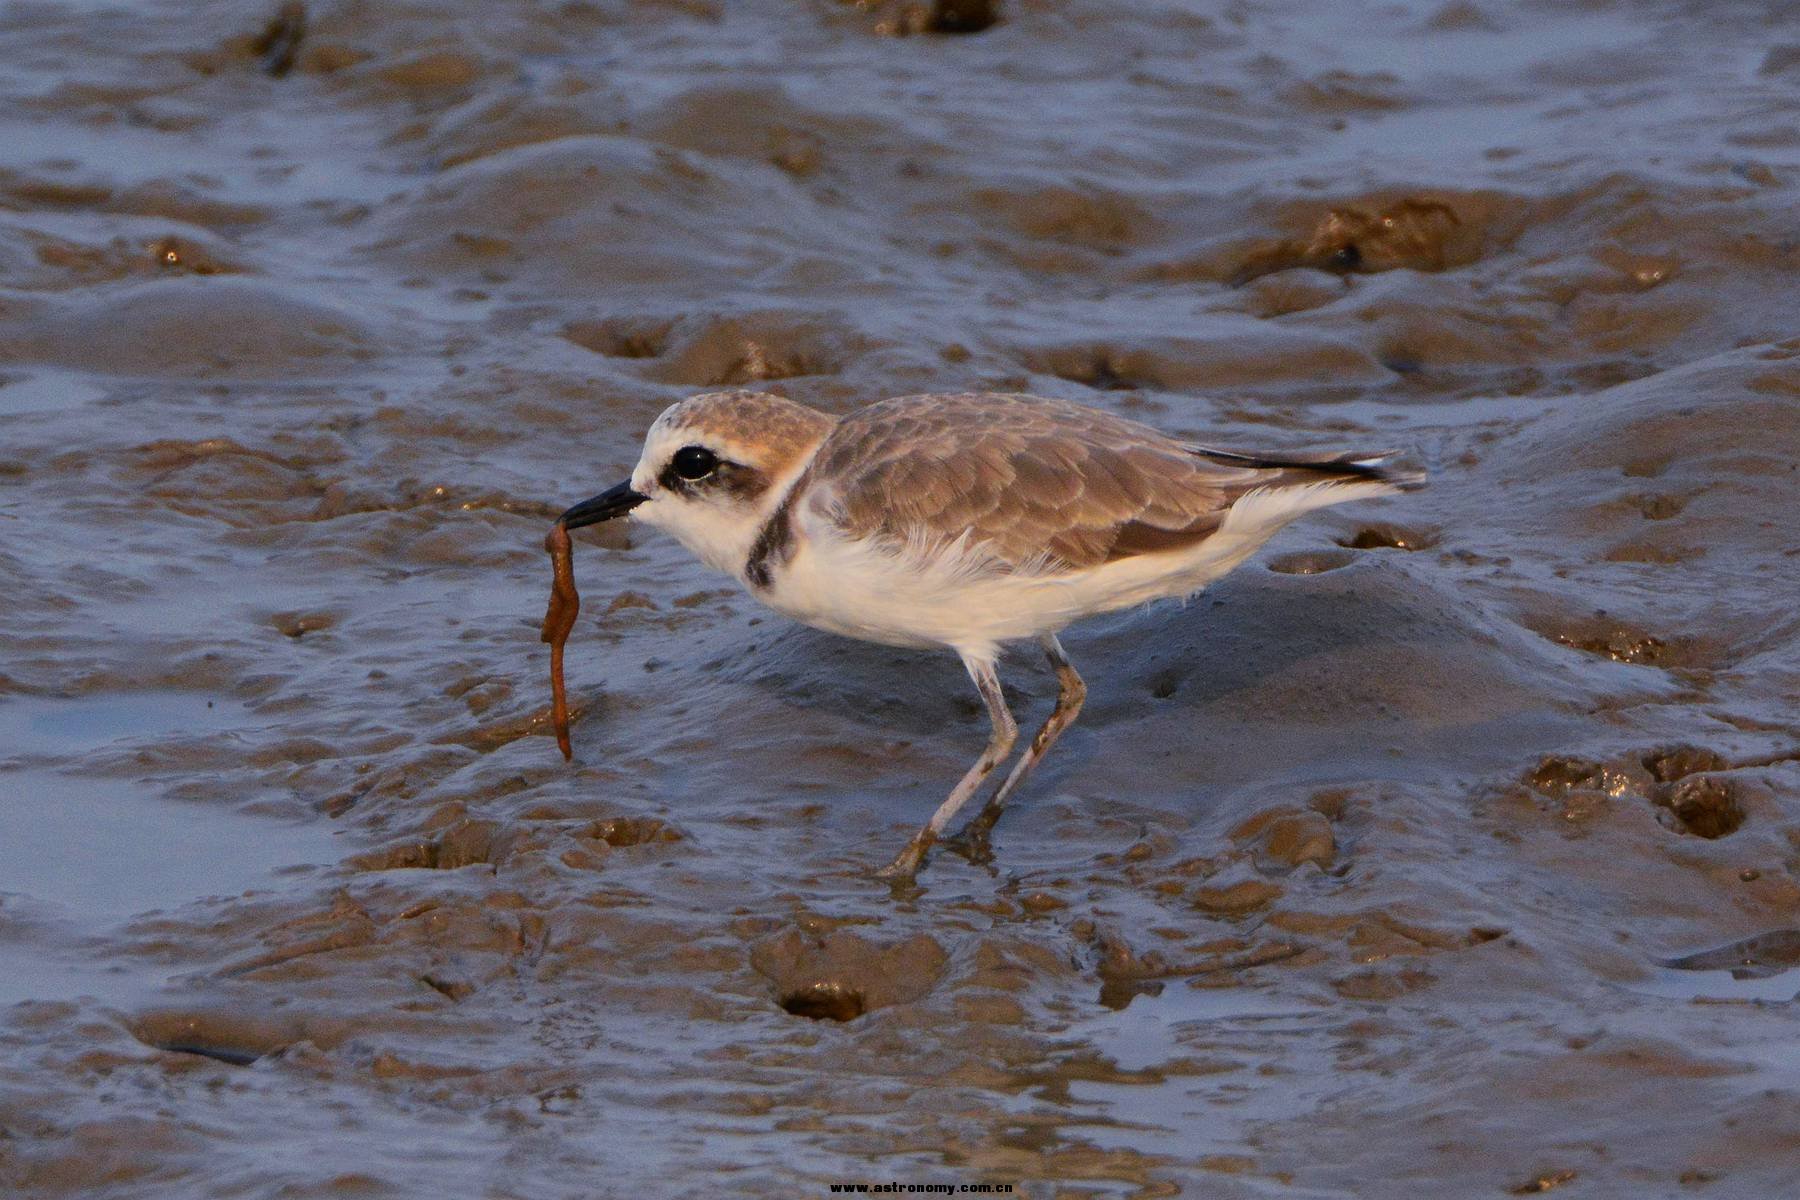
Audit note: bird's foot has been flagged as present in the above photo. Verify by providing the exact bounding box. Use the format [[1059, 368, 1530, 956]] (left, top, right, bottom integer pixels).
[[942, 806, 1003, 865], [875, 829, 935, 881], [938, 830, 994, 866]]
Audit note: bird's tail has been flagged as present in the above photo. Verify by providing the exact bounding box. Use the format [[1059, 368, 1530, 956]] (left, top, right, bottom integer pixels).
[[1189, 444, 1428, 492]]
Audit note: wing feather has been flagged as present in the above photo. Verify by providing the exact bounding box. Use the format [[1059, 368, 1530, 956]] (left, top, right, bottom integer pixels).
[[798, 393, 1386, 576]]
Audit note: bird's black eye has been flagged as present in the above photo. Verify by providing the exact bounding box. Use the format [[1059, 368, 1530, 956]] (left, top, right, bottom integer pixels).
[[671, 445, 719, 481]]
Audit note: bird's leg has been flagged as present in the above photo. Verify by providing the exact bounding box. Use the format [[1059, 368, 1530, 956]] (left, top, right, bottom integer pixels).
[[949, 634, 1086, 862], [878, 654, 1017, 879]]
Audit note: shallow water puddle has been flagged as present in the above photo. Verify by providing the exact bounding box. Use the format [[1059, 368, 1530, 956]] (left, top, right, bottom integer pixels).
[[0, 692, 337, 1002], [1626, 968, 1800, 1004], [0, 369, 106, 414], [0, 770, 338, 923], [1624, 932, 1800, 1003], [0, 692, 250, 757], [0, 939, 155, 1009], [1053, 982, 1334, 1160]]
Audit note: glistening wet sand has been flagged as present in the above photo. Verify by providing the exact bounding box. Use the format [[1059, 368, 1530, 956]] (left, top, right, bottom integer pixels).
[[2, 0, 1799, 1195]]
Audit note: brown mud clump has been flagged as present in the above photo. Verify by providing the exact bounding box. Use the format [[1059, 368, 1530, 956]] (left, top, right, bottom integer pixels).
[[541, 521, 579, 760], [1233, 198, 1466, 285]]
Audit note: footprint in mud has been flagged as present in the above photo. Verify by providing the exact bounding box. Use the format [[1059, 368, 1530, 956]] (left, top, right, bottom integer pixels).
[[1521, 748, 1747, 839], [1556, 629, 1669, 665], [565, 311, 857, 387], [1086, 922, 1306, 1011], [352, 817, 507, 871], [1517, 753, 1639, 833], [1519, 609, 1714, 669], [1233, 807, 1337, 872], [1232, 198, 1466, 286], [1525, 755, 1634, 798], [561, 315, 675, 360], [1024, 344, 1165, 392], [1653, 775, 1746, 839]]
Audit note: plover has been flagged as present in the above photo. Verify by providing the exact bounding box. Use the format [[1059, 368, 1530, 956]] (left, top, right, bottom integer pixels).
[[554, 390, 1423, 877]]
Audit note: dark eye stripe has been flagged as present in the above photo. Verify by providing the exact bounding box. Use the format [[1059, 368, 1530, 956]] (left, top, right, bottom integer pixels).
[[657, 454, 770, 504]]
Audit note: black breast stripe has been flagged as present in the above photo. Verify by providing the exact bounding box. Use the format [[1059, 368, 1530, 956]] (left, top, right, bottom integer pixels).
[[744, 491, 797, 589]]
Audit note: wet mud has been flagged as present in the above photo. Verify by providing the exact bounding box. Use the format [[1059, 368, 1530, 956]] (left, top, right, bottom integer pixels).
[[2, 0, 1799, 1196]]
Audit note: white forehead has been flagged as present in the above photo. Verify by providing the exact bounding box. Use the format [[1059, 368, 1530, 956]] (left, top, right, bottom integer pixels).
[[631, 392, 835, 489], [634, 404, 752, 473]]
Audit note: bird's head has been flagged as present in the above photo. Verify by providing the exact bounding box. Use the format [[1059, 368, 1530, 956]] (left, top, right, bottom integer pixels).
[[557, 390, 836, 578]]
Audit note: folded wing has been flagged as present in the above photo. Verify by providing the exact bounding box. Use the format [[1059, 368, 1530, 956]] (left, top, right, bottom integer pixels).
[[800, 393, 1408, 575]]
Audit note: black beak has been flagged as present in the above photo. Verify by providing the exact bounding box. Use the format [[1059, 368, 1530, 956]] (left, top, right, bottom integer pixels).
[[557, 479, 647, 529]]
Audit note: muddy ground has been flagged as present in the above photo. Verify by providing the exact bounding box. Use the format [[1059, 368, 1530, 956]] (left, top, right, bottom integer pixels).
[[2, 0, 1798, 1196]]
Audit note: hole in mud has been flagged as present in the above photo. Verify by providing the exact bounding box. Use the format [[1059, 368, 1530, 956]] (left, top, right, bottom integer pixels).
[[154, 1042, 262, 1066], [926, 0, 999, 33], [1337, 523, 1437, 551], [1266, 548, 1355, 575], [778, 981, 866, 1021], [1656, 776, 1745, 839], [149, 236, 227, 276]]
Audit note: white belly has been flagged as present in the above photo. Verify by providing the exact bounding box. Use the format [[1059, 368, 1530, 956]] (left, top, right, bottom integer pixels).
[[753, 479, 1395, 658]]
